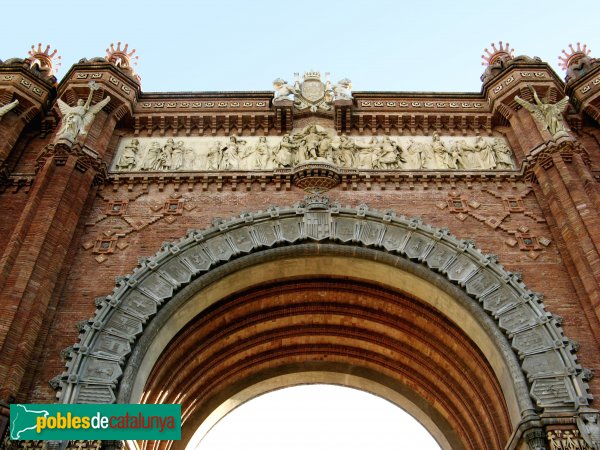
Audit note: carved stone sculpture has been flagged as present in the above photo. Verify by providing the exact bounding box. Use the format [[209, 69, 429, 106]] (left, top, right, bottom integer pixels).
[[274, 71, 350, 112], [515, 85, 570, 137], [221, 136, 246, 170], [293, 125, 332, 162], [171, 141, 185, 170], [0, 99, 19, 120], [332, 78, 353, 101], [272, 78, 297, 102], [492, 138, 514, 169], [374, 136, 404, 169], [116, 139, 139, 170], [336, 134, 357, 168], [142, 142, 161, 170], [578, 412, 600, 450], [271, 134, 297, 168], [56, 81, 111, 142], [112, 132, 515, 172], [474, 136, 497, 170]]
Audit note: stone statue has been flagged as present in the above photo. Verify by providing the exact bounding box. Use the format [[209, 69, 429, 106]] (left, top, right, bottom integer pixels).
[[474, 136, 496, 169], [457, 140, 483, 169], [515, 85, 570, 136], [336, 134, 357, 168], [447, 142, 463, 169], [56, 80, 111, 141], [116, 139, 139, 171], [243, 136, 270, 169], [183, 145, 197, 170], [0, 99, 18, 120], [492, 138, 513, 169], [207, 141, 222, 170], [332, 78, 353, 101], [404, 139, 423, 170], [273, 78, 297, 102], [221, 136, 246, 170], [171, 141, 185, 170], [374, 136, 405, 169], [419, 140, 436, 169], [292, 125, 331, 162], [158, 138, 175, 170], [271, 134, 298, 168], [141, 142, 162, 171], [431, 132, 452, 169], [578, 412, 600, 450], [355, 137, 379, 169]]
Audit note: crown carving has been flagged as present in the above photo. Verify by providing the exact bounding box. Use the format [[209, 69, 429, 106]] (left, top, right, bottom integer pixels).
[[559, 42, 591, 71], [481, 41, 514, 66], [28, 43, 61, 75], [105, 42, 138, 70], [303, 71, 321, 80]]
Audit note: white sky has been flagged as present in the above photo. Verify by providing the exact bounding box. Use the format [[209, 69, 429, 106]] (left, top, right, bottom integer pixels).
[[3, 1, 599, 446], [195, 385, 441, 450], [2, 0, 599, 93]]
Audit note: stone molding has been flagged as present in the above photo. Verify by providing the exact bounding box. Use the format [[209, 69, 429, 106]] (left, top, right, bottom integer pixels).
[[56, 194, 591, 415]]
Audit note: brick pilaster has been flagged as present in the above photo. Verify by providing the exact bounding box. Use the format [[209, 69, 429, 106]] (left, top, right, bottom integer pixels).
[[0, 61, 138, 402], [532, 149, 600, 343]]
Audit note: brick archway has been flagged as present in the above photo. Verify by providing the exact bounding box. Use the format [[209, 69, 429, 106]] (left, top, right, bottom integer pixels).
[[57, 194, 591, 449]]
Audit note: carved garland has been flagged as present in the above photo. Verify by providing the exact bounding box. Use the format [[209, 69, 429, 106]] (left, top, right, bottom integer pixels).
[[57, 195, 591, 414]]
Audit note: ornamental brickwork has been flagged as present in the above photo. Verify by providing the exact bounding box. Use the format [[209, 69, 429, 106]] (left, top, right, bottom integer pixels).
[[1, 41, 600, 450]]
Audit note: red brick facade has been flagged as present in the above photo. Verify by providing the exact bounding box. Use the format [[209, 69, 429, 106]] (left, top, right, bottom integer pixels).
[[1, 43, 600, 450]]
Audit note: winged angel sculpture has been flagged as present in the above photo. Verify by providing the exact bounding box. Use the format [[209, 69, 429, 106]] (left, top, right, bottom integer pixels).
[[56, 81, 111, 141], [0, 99, 19, 120], [514, 85, 570, 136]]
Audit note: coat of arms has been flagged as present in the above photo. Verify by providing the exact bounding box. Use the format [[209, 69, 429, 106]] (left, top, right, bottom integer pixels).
[[273, 71, 352, 112]]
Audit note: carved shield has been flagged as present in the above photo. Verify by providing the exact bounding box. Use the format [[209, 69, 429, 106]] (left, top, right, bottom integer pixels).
[[301, 79, 325, 103]]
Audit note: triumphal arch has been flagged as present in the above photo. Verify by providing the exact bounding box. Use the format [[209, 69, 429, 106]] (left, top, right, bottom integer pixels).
[[1, 41, 600, 449]]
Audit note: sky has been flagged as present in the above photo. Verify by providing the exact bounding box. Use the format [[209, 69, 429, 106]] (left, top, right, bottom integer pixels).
[[2, 0, 600, 93], [2, 1, 599, 447], [195, 385, 441, 450]]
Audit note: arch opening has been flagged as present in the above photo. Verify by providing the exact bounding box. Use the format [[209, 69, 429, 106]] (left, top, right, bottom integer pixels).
[[189, 384, 442, 450]]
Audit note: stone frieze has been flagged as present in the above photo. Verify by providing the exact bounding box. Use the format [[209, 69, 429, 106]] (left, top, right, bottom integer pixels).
[[111, 126, 515, 173]]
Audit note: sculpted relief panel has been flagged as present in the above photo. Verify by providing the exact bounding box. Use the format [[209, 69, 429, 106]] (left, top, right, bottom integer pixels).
[[112, 126, 515, 173]]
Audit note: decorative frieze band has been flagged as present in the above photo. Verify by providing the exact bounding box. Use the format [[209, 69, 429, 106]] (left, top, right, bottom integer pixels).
[[111, 126, 515, 173]]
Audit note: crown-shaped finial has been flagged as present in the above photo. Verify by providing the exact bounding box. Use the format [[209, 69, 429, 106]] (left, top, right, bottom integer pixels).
[[558, 42, 591, 71], [105, 42, 139, 70], [481, 41, 514, 66], [303, 70, 321, 80], [28, 43, 61, 75]]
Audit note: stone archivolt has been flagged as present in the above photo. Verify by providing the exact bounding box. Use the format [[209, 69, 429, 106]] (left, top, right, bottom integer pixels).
[[112, 126, 515, 173]]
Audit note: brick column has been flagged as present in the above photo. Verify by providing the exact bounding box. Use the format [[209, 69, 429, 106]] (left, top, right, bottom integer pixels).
[[532, 144, 600, 342], [0, 61, 138, 403]]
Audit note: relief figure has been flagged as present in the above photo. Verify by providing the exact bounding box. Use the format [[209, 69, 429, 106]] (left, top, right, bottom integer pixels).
[[474, 136, 496, 170], [116, 139, 140, 171], [271, 134, 297, 168], [492, 138, 513, 169], [141, 142, 162, 171], [171, 140, 185, 170]]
